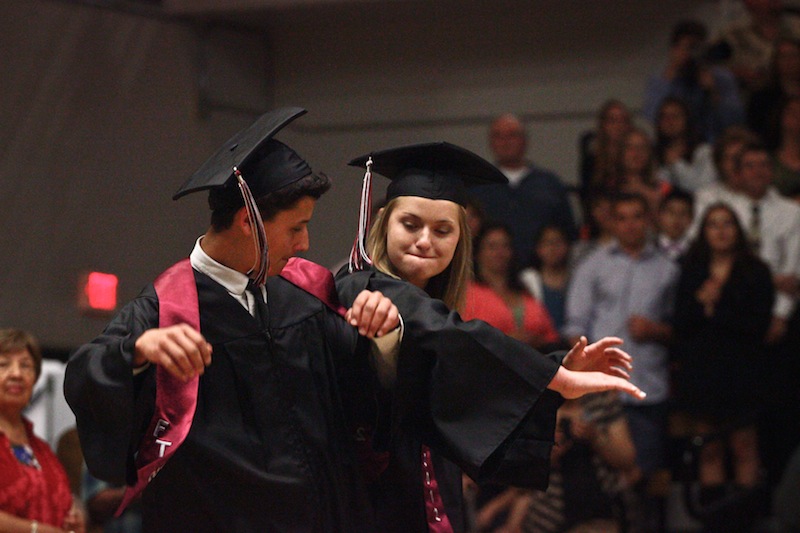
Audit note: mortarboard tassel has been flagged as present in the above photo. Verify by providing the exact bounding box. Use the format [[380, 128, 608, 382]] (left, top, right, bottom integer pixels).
[[348, 157, 374, 273], [235, 168, 269, 287]]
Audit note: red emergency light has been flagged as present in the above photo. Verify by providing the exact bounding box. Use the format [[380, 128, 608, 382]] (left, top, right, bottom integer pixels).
[[78, 271, 118, 314]]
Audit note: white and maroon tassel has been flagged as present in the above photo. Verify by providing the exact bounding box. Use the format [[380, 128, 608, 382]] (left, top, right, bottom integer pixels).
[[348, 156, 374, 273], [236, 167, 269, 287]]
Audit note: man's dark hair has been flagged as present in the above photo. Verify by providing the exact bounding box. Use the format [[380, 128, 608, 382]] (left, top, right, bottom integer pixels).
[[733, 140, 770, 172], [670, 19, 707, 45], [712, 126, 759, 169], [659, 187, 694, 212], [611, 191, 649, 215], [208, 173, 331, 231]]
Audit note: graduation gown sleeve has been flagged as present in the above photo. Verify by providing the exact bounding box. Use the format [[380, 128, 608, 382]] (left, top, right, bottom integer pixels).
[[335, 269, 564, 489], [64, 286, 159, 486]]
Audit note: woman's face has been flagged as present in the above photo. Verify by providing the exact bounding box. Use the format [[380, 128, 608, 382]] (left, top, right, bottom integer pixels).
[[535, 227, 569, 268], [658, 102, 687, 140], [385, 196, 461, 288], [622, 131, 651, 174], [601, 105, 631, 143], [477, 228, 513, 278], [704, 207, 739, 254], [0, 349, 36, 413]]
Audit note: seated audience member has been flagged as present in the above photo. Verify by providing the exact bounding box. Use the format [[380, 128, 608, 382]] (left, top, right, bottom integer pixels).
[[692, 126, 760, 233], [472, 113, 577, 266], [54, 428, 83, 499], [614, 128, 672, 221], [83, 467, 141, 533], [474, 393, 641, 533], [717, 0, 800, 95], [579, 99, 633, 203], [519, 225, 573, 332], [772, 96, 800, 195], [747, 38, 800, 146], [656, 188, 695, 261], [572, 190, 616, 266], [463, 222, 562, 351], [654, 96, 718, 192], [672, 203, 774, 500], [0, 328, 85, 533], [644, 19, 744, 143]]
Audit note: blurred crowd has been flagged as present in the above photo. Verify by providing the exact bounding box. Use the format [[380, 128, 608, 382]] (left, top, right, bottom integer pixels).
[[460, 3, 800, 531]]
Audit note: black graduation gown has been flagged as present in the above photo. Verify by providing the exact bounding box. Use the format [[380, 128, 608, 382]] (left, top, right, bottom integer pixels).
[[335, 268, 565, 533], [65, 269, 376, 533]]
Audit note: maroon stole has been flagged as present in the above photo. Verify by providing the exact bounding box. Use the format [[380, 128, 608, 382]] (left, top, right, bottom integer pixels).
[[117, 258, 199, 514], [422, 445, 454, 533]]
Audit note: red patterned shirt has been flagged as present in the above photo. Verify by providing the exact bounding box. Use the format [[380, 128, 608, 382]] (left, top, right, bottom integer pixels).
[[0, 419, 72, 526]]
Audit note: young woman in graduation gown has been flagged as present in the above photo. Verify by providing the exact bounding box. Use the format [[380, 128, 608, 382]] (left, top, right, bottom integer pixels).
[[335, 142, 646, 533]]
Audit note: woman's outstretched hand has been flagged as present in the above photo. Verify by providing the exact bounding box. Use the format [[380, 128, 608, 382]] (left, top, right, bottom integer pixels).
[[562, 336, 632, 380], [548, 365, 646, 401]]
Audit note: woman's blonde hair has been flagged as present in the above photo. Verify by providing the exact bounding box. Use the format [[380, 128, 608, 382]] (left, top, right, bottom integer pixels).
[[366, 197, 473, 312]]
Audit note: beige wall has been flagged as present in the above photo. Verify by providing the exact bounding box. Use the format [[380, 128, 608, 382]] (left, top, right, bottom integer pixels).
[[0, 0, 722, 348]]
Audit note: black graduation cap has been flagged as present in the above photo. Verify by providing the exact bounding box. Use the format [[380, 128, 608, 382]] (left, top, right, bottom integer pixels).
[[173, 106, 310, 200], [348, 141, 507, 207], [346, 142, 507, 271], [173, 107, 312, 286]]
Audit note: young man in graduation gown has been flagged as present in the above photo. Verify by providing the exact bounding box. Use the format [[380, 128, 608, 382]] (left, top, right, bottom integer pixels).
[[64, 108, 400, 533], [335, 142, 646, 532]]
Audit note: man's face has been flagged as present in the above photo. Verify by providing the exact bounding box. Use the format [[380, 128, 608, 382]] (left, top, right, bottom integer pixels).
[[658, 198, 693, 241], [720, 141, 746, 188], [613, 199, 649, 250], [489, 116, 526, 167], [738, 150, 773, 199], [264, 196, 315, 276]]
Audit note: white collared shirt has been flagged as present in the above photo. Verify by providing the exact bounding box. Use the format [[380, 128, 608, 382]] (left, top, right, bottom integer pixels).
[[189, 237, 264, 318]]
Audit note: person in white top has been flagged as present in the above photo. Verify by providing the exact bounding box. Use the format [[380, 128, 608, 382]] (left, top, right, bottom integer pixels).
[[691, 126, 759, 227], [654, 96, 718, 192], [656, 188, 695, 261]]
